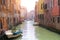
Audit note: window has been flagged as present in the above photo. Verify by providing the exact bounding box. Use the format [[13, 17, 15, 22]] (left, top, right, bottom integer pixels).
[[43, 4, 47, 9], [58, 0, 60, 6], [53, 17, 55, 23], [42, 14, 44, 20], [39, 14, 44, 20], [57, 17, 60, 23], [1, 0, 2, 4], [2, 0, 5, 5], [6, 0, 11, 10], [41, 4, 43, 9], [51, 0, 54, 8], [0, 21, 2, 29]]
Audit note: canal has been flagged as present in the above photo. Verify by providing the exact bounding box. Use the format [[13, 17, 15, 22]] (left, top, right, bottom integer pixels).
[[1, 21, 60, 40]]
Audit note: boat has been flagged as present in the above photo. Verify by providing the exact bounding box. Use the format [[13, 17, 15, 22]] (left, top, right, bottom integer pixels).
[[5, 30, 22, 38]]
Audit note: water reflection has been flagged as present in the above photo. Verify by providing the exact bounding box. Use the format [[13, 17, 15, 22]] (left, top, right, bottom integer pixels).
[[21, 21, 37, 40]]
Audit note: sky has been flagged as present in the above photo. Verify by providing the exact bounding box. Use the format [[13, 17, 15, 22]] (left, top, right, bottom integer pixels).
[[21, 0, 38, 12]]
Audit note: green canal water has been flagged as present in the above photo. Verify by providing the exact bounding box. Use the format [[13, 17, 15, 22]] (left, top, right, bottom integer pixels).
[[35, 26, 60, 40], [10, 22, 60, 40]]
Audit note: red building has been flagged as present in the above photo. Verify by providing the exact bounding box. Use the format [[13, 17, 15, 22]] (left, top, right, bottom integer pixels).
[[52, 0, 60, 16], [39, 0, 60, 31], [52, 0, 60, 30]]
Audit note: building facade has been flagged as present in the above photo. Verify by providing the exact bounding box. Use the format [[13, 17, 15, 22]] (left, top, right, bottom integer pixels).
[[35, 0, 60, 31], [0, 0, 21, 31]]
